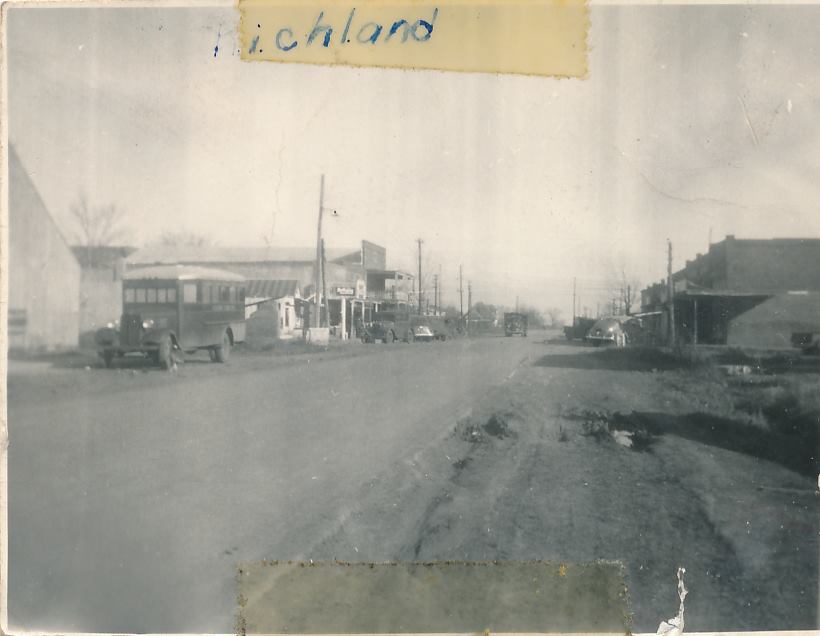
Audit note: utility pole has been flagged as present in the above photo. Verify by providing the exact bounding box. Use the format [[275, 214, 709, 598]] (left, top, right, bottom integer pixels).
[[433, 274, 439, 315], [667, 239, 676, 346], [572, 277, 577, 325], [314, 174, 325, 329], [438, 264, 442, 313], [459, 265, 464, 323], [321, 239, 328, 328], [416, 238, 423, 315], [516, 295, 519, 312], [467, 281, 472, 334]]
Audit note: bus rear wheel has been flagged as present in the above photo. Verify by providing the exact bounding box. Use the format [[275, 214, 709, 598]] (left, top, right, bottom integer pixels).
[[213, 330, 231, 363]]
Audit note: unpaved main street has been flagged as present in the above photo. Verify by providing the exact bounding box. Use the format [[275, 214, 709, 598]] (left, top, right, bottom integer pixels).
[[7, 334, 818, 633]]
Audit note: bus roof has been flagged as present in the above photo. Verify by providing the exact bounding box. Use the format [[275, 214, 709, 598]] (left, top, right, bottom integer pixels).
[[124, 265, 246, 282]]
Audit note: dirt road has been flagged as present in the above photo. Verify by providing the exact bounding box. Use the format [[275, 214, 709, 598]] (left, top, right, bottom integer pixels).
[[7, 335, 817, 633]]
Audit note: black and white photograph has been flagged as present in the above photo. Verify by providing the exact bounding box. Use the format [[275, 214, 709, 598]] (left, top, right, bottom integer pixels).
[[3, 0, 819, 633]]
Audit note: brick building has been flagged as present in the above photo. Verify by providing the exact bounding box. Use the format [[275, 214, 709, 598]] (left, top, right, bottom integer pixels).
[[641, 235, 820, 346]]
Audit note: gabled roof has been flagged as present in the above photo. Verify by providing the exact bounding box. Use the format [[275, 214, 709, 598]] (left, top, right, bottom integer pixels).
[[245, 279, 300, 299], [124, 264, 245, 282], [127, 245, 361, 266]]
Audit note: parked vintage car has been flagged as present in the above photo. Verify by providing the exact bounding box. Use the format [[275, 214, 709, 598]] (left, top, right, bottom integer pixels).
[[563, 317, 596, 341], [95, 265, 246, 369], [360, 311, 412, 343], [424, 316, 450, 341], [408, 324, 435, 342], [586, 317, 627, 347], [504, 312, 528, 337]]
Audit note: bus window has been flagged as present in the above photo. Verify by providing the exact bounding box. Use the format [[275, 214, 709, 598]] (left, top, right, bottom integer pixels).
[[157, 288, 167, 303], [239, 287, 246, 303], [183, 283, 197, 304], [229, 287, 237, 303], [203, 285, 211, 304], [168, 288, 177, 303], [125, 288, 136, 303], [136, 288, 147, 303], [220, 286, 230, 302], [147, 288, 157, 303]]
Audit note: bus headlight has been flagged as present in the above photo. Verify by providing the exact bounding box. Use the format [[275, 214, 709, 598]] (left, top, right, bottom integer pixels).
[[106, 319, 120, 329], [142, 319, 155, 329]]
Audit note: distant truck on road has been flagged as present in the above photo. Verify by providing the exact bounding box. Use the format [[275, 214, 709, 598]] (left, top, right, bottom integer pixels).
[[504, 313, 528, 337]]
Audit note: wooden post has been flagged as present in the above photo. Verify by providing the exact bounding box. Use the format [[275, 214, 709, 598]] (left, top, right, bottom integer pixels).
[[321, 239, 328, 328], [417, 238, 424, 315], [341, 296, 347, 340], [314, 174, 325, 329], [693, 299, 698, 346], [459, 265, 464, 324], [668, 239, 676, 346]]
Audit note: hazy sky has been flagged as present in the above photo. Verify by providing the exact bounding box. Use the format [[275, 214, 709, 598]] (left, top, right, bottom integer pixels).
[[8, 3, 820, 315]]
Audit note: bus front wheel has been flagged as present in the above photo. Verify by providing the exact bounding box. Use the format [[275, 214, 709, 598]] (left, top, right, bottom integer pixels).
[[214, 331, 231, 363]]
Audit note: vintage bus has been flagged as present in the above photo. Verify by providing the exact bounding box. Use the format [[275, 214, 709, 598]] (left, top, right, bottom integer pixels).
[[95, 265, 246, 369]]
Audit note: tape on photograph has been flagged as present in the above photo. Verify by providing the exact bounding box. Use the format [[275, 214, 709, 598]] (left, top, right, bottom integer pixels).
[[236, 560, 630, 633], [238, 0, 588, 77]]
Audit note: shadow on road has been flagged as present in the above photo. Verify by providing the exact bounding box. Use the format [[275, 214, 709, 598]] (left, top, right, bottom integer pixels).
[[543, 337, 589, 346], [564, 408, 818, 477], [9, 350, 219, 371], [535, 348, 694, 372]]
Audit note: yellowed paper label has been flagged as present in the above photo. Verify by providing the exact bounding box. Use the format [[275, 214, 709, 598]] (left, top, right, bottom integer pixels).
[[238, 0, 588, 77], [236, 560, 629, 633]]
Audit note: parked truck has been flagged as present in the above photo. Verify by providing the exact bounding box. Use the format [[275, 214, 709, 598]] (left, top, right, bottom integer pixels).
[[504, 312, 528, 337]]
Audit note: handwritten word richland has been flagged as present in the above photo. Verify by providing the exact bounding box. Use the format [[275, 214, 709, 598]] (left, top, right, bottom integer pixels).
[[248, 7, 439, 54]]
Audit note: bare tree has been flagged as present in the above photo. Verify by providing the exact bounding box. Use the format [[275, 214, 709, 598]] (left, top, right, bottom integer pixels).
[[602, 254, 642, 316], [71, 192, 130, 247], [156, 231, 217, 247], [545, 307, 564, 328], [619, 268, 642, 315]]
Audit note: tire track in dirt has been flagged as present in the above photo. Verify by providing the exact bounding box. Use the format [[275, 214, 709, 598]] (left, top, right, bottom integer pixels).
[[298, 349, 818, 632]]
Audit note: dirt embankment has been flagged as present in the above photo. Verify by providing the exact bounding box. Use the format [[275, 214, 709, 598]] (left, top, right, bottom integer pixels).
[[310, 345, 818, 633]]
